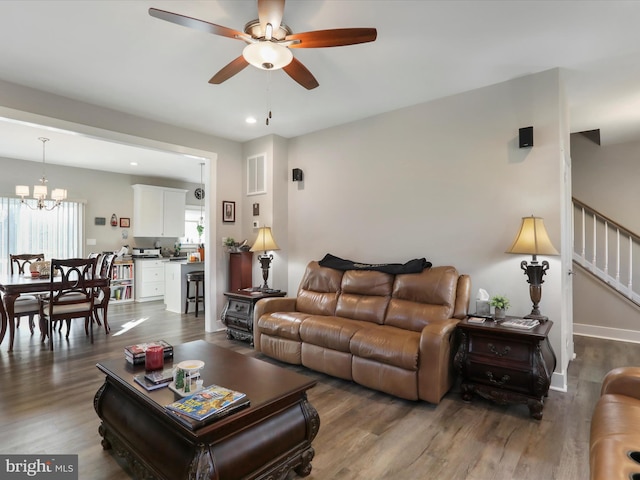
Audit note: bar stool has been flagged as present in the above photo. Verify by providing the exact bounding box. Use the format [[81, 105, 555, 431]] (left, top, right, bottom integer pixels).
[[185, 271, 205, 317]]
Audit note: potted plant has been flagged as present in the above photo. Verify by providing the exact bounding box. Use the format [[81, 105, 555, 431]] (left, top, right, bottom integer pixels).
[[224, 237, 237, 253], [197, 223, 205, 261], [490, 295, 510, 320]]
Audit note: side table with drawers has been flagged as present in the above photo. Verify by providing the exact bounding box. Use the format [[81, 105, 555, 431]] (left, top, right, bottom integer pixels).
[[221, 290, 287, 346], [454, 316, 557, 419]]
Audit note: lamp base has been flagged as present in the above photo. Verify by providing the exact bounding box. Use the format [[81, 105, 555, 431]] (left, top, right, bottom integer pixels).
[[524, 313, 548, 322], [257, 253, 274, 290]]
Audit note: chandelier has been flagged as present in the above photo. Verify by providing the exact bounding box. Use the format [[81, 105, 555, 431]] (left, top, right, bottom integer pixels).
[[15, 137, 67, 211]]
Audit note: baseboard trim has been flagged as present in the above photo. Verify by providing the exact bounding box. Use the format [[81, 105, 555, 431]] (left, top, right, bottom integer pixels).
[[573, 323, 640, 344], [550, 372, 567, 393]]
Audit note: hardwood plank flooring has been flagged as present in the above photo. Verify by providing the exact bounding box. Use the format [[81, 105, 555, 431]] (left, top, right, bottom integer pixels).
[[0, 301, 638, 479]]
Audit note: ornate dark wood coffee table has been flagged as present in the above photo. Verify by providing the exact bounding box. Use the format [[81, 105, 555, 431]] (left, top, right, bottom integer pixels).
[[95, 340, 319, 479]]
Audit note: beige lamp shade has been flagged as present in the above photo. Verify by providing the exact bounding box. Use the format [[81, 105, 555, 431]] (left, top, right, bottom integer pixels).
[[506, 216, 559, 256], [15, 185, 29, 197], [51, 188, 67, 201], [33, 185, 48, 200], [250, 227, 280, 253]]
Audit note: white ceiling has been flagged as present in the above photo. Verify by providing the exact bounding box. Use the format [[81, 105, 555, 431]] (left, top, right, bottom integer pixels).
[[2, 0, 640, 183]]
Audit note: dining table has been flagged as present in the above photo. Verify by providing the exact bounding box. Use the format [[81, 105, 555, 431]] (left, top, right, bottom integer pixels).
[[0, 273, 110, 352]]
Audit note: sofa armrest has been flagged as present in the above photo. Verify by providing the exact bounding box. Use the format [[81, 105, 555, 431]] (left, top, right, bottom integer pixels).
[[418, 318, 461, 403], [453, 274, 471, 319], [600, 366, 640, 399], [253, 297, 298, 351]]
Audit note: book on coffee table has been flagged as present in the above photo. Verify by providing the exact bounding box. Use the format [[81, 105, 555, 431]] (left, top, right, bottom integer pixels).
[[165, 384, 249, 429], [124, 340, 173, 365], [144, 367, 175, 385], [134, 374, 171, 391]]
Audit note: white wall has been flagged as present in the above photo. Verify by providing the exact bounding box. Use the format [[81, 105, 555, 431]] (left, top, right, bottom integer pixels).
[[240, 135, 289, 291], [572, 133, 640, 233], [285, 69, 570, 389]]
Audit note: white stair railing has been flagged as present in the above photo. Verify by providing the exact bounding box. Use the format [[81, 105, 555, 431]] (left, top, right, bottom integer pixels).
[[573, 198, 640, 305]]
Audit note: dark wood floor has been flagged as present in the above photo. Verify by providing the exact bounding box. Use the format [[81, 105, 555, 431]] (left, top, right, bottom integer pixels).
[[0, 301, 637, 480]]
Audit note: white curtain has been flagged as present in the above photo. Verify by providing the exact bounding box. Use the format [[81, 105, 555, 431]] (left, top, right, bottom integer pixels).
[[0, 198, 84, 275]]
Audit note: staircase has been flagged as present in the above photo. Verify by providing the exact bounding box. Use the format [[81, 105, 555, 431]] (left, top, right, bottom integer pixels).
[[573, 197, 640, 307]]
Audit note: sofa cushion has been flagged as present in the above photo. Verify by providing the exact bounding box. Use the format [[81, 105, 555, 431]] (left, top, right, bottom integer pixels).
[[385, 266, 459, 331], [300, 316, 375, 352], [296, 262, 344, 316], [335, 270, 392, 324], [257, 312, 310, 341], [301, 343, 353, 380], [350, 325, 420, 371], [591, 393, 640, 441]]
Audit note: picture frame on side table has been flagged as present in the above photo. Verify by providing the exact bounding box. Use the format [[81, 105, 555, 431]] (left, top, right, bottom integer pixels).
[[222, 201, 235, 223], [120, 218, 130, 228]]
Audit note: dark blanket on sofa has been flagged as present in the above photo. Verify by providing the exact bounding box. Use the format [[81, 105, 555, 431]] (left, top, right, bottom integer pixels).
[[318, 253, 432, 275]]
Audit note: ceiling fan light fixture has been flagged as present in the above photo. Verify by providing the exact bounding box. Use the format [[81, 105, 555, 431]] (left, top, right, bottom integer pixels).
[[243, 41, 292, 70]]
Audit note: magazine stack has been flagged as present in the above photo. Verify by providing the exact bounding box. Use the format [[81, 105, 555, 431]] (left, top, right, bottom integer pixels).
[[501, 318, 540, 330], [124, 340, 174, 365], [166, 384, 250, 429]]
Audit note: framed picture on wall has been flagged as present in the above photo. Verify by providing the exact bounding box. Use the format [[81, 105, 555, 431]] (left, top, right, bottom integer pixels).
[[222, 201, 235, 223], [120, 218, 130, 228]]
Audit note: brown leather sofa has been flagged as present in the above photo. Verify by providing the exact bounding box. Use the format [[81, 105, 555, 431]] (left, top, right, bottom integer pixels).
[[590, 367, 640, 480], [253, 261, 471, 404]]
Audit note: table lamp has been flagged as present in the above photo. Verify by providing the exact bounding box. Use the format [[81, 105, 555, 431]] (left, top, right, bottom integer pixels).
[[250, 227, 280, 290], [506, 216, 559, 321]]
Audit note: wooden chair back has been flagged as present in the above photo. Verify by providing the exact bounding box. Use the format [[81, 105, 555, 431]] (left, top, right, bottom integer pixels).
[[10, 253, 45, 275], [48, 258, 97, 312], [99, 253, 116, 280]]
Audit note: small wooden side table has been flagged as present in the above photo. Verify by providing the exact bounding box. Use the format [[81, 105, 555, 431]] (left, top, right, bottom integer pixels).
[[221, 290, 287, 346], [454, 316, 557, 419]]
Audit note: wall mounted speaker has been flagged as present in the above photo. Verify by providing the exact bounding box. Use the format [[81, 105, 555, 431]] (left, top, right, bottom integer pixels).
[[292, 168, 304, 182], [519, 126, 534, 148]]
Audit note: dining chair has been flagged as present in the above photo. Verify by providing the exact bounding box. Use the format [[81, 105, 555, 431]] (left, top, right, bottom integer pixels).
[[8, 253, 45, 334], [93, 252, 115, 333], [39, 257, 97, 351]]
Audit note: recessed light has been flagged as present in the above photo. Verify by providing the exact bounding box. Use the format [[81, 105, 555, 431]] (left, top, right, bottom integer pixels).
[[130, 162, 138, 166], [246, 117, 257, 124]]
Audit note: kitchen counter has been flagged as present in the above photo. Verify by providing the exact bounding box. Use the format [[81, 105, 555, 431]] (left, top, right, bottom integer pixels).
[[164, 261, 204, 313]]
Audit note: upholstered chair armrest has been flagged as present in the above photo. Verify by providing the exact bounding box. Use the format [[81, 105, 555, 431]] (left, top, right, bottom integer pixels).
[[253, 297, 298, 351], [600, 366, 640, 399], [453, 274, 471, 319], [417, 318, 461, 404]]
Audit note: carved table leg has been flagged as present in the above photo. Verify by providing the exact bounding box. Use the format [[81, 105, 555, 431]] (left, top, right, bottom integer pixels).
[[188, 444, 217, 480], [461, 383, 474, 402], [527, 398, 544, 420]]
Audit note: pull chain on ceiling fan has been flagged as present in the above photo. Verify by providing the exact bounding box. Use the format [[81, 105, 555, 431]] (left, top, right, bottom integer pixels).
[[149, 0, 377, 90]]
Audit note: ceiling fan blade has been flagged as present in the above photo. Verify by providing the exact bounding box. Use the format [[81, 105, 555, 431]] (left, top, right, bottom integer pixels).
[[258, 0, 285, 36], [286, 28, 377, 48], [283, 57, 319, 90], [149, 8, 246, 40], [209, 56, 250, 84]]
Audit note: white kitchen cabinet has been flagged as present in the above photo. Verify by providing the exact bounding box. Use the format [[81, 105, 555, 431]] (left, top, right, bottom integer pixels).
[[132, 184, 187, 238], [164, 260, 205, 313], [135, 258, 168, 302]]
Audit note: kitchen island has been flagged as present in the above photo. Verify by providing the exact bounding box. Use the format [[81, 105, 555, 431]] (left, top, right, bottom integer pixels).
[[165, 259, 204, 314]]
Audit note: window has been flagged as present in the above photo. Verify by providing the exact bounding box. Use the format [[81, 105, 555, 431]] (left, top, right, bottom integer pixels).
[[247, 153, 266, 195], [0, 197, 84, 275], [181, 206, 205, 245]]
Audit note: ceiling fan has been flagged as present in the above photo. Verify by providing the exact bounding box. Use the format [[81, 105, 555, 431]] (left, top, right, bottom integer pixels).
[[149, 0, 377, 90]]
